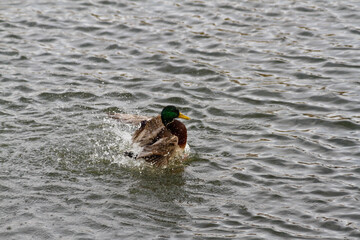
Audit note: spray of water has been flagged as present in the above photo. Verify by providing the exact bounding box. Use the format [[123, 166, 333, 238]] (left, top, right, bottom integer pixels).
[[88, 117, 146, 169]]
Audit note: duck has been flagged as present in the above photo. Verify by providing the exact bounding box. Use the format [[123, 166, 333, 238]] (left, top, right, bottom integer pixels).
[[109, 106, 190, 167]]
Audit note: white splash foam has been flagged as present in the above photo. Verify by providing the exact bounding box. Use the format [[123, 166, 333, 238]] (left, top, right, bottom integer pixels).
[[89, 117, 145, 168]]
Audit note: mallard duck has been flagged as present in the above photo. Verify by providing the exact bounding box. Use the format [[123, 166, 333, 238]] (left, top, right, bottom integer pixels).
[[109, 106, 190, 167]]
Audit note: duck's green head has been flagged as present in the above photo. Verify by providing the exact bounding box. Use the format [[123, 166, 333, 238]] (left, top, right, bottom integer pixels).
[[161, 105, 190, 126]]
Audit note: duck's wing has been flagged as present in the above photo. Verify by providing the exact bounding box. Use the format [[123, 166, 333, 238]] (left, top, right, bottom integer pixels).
[[132, 116, 164, 146], [137, 134, 179, 167], [114, 115, 182, 166], [132, 116, 180, 166], [108, 113, 151, 125]]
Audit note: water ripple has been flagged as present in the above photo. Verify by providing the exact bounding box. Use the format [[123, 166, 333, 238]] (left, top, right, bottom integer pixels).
[[1, 0, 360, 239]]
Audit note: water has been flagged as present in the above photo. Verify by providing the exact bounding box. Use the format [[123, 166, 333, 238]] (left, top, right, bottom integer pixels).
[[1, 0, 360, 239]]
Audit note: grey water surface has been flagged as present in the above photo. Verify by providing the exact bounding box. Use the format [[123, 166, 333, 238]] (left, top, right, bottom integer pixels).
[[1, 0, 360, 239]]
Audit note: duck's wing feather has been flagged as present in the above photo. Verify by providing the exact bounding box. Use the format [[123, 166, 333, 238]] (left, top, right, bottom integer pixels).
[[137, 135, 179, 166], [112, 114, 183, 166], [108, 113, 152, 125], [132, 116, 180, 166], [132, 116, 164, 146]]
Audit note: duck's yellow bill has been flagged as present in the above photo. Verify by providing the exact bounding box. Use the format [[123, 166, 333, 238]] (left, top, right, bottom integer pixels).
[[179, 112, 190, 120]]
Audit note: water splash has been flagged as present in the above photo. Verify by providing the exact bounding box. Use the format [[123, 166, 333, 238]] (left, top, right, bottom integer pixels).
[[94, 117, 192, 170], [51, 114, 192, 175], [90, 117, 144, 168]]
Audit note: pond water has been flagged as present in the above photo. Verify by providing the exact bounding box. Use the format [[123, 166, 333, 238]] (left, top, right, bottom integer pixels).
[[1, 0, 360, 239]]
